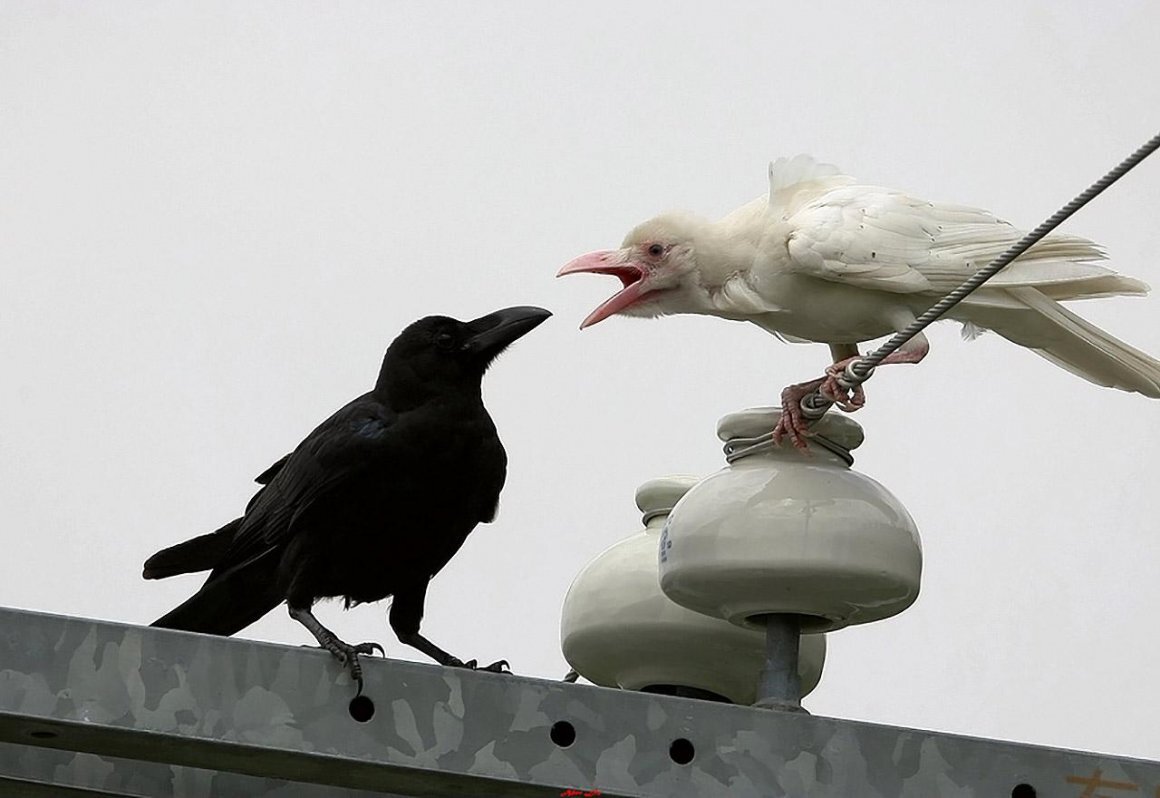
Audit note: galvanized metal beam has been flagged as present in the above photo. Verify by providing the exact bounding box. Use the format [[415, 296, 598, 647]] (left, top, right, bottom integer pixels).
[[0, 606, 1157, 797]]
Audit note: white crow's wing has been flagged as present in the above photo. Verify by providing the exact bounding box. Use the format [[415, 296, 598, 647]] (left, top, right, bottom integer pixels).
[[767, 155, 855, 218], [781, 185, 1109, 296]]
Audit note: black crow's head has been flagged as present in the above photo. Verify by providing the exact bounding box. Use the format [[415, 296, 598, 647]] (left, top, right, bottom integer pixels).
[[377, 306, 551, 404]]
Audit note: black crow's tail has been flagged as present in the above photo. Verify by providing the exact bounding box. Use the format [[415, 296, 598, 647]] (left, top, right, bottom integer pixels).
[[142, 519, 241, 580], [151, 551, 283, 636]]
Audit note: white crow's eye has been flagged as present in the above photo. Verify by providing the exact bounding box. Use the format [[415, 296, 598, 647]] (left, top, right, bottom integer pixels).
[[434, 332, 455, 350], [647, 243, 665, 258]]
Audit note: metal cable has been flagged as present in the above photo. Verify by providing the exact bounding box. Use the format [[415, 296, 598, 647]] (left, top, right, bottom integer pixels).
[[724, 431, 853, 465], [800, 130, 1160, 419]]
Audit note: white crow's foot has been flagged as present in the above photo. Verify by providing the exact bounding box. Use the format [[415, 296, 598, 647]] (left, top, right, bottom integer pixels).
[[821, 359, 867, 412], [774, 379, 826, 452], [820, 331, 930, 413]]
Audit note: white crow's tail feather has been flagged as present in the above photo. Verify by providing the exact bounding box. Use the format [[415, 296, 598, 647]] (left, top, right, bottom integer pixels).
[[957, 286, 1160, 398]]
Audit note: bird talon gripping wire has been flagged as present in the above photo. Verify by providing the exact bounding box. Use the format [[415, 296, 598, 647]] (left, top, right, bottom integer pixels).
[[836, 360, 874, 390], [800, 392, 833, 419]]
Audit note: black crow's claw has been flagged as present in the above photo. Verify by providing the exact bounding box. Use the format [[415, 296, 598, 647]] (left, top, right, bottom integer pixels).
[[299, 640, 384, 657], [316, 636, 385, 695], [352, 641, 386, 658], [562, 669, 579, 683], [342, 642, 385, 691], [444, 657, 509, 674]]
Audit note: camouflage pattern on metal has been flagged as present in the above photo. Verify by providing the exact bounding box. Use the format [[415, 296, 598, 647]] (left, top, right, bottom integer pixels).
[[0, 607, 1157, 797]]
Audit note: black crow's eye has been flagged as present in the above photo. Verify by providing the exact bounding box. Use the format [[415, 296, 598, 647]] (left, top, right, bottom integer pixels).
[[434, 331, 455, 350], [647, 243, 665, 257]]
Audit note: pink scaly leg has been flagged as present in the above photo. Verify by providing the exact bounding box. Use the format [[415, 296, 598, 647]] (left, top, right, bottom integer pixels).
[[773, 343, 859, 451], [819, 333, 930, 410], [819, 342, 865, 412], [773, 377, 828, 451], [776, 334, 931, 451]]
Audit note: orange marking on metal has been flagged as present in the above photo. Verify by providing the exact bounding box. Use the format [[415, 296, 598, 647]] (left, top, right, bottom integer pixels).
[[1066, 768, 1139, 797]]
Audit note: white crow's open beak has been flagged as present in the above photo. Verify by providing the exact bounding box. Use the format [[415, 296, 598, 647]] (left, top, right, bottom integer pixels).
[[557, 250, 649, 329]]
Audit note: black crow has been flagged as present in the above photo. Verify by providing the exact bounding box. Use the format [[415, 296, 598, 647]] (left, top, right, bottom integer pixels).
[[144, 306, 550, 691]]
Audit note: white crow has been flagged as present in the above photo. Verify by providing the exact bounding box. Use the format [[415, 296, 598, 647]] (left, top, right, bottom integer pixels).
[[559, 155, 1160, 447]]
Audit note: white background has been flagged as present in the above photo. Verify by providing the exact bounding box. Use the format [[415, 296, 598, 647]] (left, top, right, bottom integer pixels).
[[2, 1, 1158, 760]]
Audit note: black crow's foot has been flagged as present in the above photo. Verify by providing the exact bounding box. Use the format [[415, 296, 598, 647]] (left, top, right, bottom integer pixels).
[[562, 669, 580, 683], [302, 641, 385, 655], [321, 639, 385, 695], [447, 657, 511, 674], [286, 606, 385, 694], [347, 641, 386, 660]]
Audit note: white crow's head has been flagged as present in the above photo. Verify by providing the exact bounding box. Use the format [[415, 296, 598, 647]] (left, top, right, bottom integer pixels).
[[558, 212, 711, 329]]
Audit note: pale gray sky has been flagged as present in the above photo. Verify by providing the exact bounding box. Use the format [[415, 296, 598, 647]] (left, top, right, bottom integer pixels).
[[2, 0, 1158, 761]]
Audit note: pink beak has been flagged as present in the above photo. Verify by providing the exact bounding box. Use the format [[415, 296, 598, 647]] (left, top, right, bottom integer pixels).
[[557, 250, 649, 329]]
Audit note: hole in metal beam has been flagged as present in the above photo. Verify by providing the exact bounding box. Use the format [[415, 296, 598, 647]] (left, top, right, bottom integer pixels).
[[669, 737, 695, 765], [550, 720, 576, 748], [348, 695, 375, 723]]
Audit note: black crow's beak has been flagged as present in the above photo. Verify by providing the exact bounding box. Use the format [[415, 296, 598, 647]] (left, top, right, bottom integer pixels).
[[463, 306, 551, 358]]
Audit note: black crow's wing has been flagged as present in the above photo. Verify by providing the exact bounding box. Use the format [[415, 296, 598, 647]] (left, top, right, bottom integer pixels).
[[210, 395, 399, 577], [241, 453, 291, 514], [144, 454, 294, 580], [255, 454, 290, 485]]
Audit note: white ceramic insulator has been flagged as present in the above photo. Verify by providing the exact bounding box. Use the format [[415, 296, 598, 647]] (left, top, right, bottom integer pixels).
[[560, 475, 826, 705], [659, 408, 922, 634]]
